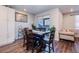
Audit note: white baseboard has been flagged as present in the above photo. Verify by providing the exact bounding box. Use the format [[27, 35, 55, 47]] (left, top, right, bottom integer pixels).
[[0, 39, 15, 47]]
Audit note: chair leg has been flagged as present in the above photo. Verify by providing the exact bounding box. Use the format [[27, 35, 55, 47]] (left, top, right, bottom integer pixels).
[[23, 36, 26, 47], [23, 39, 25, 47], [32, 48, 34, 53], [26, 42, 29, 50], [49, 44, 50, 53], [52, 43, 54, 52], [32, 44, 34, 53]]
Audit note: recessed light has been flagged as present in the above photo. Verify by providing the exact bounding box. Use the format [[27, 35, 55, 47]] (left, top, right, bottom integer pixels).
[[24, 9, 26, 11], [70, 8, 74, 12]]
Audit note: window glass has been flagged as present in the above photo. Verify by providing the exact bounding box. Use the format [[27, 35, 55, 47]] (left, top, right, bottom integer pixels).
[[75, 15, 79, 29]]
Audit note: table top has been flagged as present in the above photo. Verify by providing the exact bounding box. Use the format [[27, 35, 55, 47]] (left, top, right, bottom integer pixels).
[[32, 30, 50, 35]]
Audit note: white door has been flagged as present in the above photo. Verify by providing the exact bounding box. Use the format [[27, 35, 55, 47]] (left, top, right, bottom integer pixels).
[[0, 6, 8, 46], [7, 8, 15, 43]]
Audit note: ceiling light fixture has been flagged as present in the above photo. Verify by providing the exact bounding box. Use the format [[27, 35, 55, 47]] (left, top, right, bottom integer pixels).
[[70, 8, 74, 12], [24, 9, 26, 11]]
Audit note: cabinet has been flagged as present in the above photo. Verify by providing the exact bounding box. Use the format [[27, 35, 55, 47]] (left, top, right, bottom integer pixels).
[[7, 8, 15, 43], [0, 6, 15, 46], [0, 6, 8, 46]]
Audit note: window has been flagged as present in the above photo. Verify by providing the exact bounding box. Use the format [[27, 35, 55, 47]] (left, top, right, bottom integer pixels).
[[37, 15, 51, 31], [75, 15, 79, 29]]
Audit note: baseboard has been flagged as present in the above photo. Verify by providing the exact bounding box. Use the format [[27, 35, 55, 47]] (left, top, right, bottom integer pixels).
[[0, 40, 15, 47], [0, 38, 23, 48]]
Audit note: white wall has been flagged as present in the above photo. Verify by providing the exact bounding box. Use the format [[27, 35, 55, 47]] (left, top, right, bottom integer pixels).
[[15, 11, 35, 39], [34, 8, 63, 41], [63, 14, 75, 29]]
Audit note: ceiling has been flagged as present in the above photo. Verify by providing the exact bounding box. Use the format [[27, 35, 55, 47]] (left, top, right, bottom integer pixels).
[[7, 5, 79, 15]]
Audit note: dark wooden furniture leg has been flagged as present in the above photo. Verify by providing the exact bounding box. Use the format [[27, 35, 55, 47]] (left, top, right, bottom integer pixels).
[[26, 42, 28, 50], [52, 42, 54, 52], [49, 43, 50, 53], [23, 36, 25, 47]]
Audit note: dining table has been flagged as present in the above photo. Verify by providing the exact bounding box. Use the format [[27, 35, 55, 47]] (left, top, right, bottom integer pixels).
[[32, 30, 50, 41], [32, 30, 50, 51]]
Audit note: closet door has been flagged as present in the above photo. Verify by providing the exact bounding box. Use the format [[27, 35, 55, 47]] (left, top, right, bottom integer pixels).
[[0, 6, 8, 46], [7, 8, 15, 43]]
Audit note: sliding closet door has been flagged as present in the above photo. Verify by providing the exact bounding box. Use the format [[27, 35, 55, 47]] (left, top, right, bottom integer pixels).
[[7, 8, 15, 43], [0, 6, 8, 46]]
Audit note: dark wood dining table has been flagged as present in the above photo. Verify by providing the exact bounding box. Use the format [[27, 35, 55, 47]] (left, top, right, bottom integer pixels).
[[32, 30, 50, 51], [32, 30, 50, 41]]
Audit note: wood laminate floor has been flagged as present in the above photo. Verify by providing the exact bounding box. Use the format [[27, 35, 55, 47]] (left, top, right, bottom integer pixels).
[[0, 39, 79, 53]]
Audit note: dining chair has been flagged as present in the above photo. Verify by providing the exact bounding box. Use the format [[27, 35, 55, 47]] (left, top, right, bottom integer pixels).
[[22, 28, 46, 53], [22, 28, 28, 47], [26, 29, 45, 53], [33, 33, 45, 52], [44, 30, 55, 53], [26, 29, 34, 52]]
